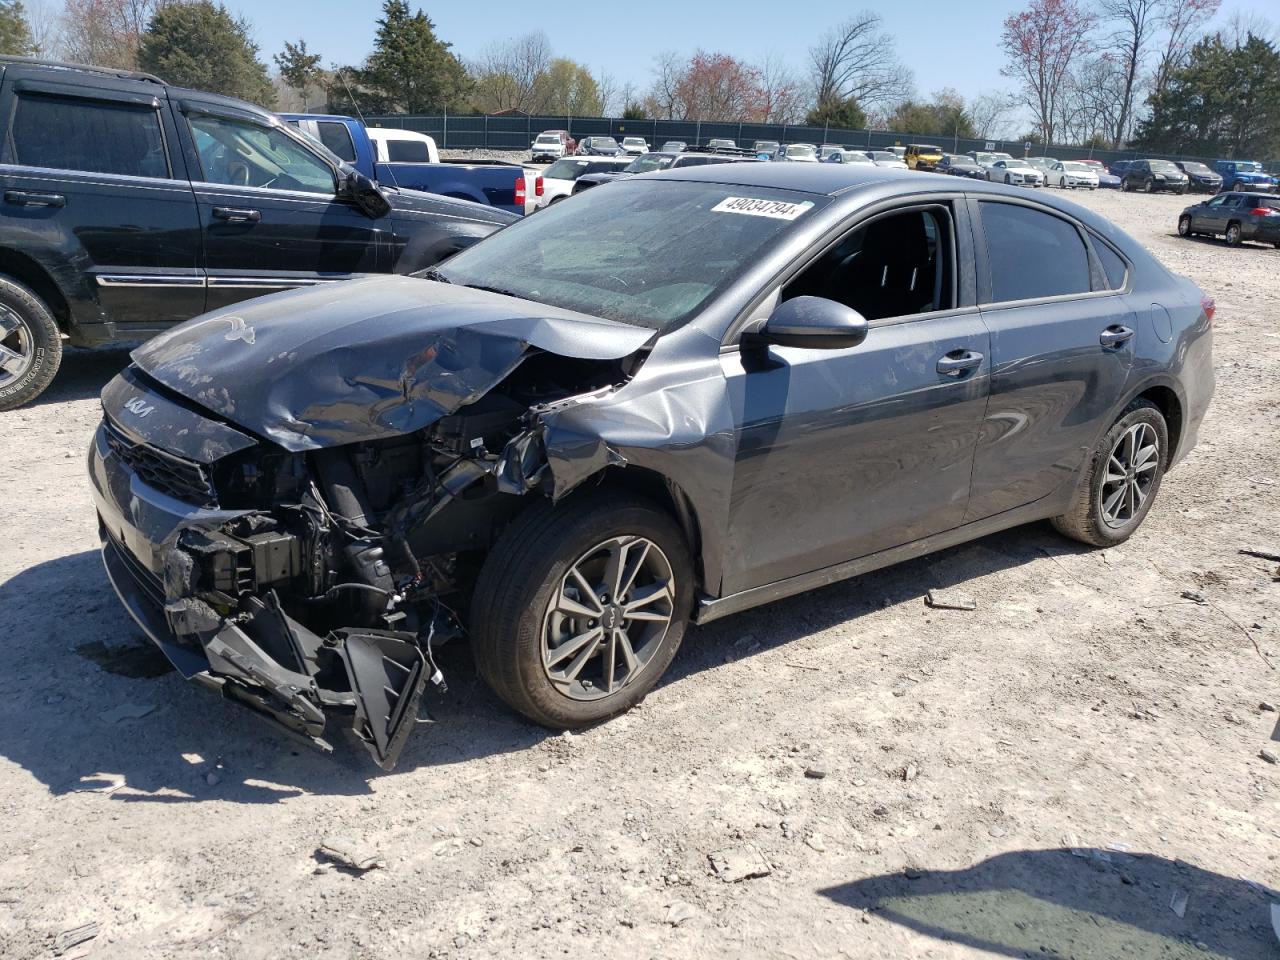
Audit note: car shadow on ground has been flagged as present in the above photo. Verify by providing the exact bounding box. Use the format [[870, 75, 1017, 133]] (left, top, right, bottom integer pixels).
[[0, 522, 1084, 799], [820, 848, 1280, 959], [27, 345, 135, 407]]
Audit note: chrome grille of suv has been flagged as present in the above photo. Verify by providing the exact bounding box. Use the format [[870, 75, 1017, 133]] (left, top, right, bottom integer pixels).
[[104, 420, 218, 508]]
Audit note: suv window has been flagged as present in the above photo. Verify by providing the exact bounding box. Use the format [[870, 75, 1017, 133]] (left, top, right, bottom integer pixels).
[[783, 207, 954, 321], [316, 121, 356, 162], [385, 139, 431, 163], [10, 93, 168, 179], [188, 114, 335, 193], [979, 201, 1090, 303]]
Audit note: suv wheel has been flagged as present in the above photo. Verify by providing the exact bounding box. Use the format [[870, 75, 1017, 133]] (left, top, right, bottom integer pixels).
[[1225, 222, 1242, 247], [470, 492, 692, 728], [1144, 179, 1156, 193], [1121, 179, 1131, 192], [1177, 215, 1193, 237], [1052, 400, 1168, 547], [0, 276, 62, 411]]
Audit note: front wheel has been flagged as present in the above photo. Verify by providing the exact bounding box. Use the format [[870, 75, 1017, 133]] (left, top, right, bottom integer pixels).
[[1052, 400, 1168, 547], [0, 276, 62, 411], [1177, 215, 1192, 237], [470, 492, 692, 728]]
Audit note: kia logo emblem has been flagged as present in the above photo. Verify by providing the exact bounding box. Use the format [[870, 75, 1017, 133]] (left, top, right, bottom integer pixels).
[[123, 397, 154, 418]]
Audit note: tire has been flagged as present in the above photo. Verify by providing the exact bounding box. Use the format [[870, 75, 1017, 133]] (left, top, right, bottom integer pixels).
[[1121, 180, 1131, 192], [470, 491, 693, 729], [0, 276, 62, 411], [1144, 180, 1155, 193], [1225, 222, 1242, 247], [1051, 400, 1169, 547], [1004, 174, 1012, 185], [1177, 215, 1192, 237]]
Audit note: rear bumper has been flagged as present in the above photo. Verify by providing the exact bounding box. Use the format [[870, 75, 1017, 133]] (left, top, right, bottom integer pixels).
[[90, 421, 431, 769]]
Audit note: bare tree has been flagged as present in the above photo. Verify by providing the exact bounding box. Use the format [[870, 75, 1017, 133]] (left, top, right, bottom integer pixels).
[[1098, 0, 1161, 147], [25, 0, 62, 56], [469, 30, 552, 113], [646, 50, 684, 119], [1000, 0, 1098, 144], [808, 12, 911, 113], [1221, 11, 1278, 46], [594, 70, 621, 116], [61, 0, 166, 70], [1152, 0, 1219, 97], [968, 90, 1018, 139], [756, 51, 805, 123]]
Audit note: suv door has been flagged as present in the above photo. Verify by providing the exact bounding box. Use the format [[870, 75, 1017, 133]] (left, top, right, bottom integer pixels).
[[964, 198, 1135, 521], [0, 70, 203, 338], [719, 200, 991, 593], [1195, 194, 1231, 233], [174, 100, 383, 311]]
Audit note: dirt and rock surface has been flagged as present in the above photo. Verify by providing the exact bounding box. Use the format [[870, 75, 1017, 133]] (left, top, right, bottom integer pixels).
[[1, 187, 1278, 959]]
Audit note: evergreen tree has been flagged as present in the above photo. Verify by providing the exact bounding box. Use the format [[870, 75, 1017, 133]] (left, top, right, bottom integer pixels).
[[274, 39, 323, 109], [804, 97, 867, 130], [0, 0, 34, 56], [139, 2, 275, 106], [335, 1, 468, 114]]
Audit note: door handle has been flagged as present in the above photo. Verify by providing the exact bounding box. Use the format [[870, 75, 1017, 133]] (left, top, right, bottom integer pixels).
[[212, 206, 261, 223], [4, 190, 65, 208], [936, 350, 984, 376], [1099, 325, 1135, 347]]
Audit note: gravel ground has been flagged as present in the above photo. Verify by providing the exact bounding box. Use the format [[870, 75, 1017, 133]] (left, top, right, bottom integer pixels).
[[1, 188, 1278, 960]]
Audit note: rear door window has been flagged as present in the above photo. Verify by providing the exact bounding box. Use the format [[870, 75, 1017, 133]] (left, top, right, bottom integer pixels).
[[9, 93, 169, 179], [316, 121, 356, 162], [979, 201, 1091, 303]]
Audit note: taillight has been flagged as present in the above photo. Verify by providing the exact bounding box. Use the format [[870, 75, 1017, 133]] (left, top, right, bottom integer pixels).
[[514, 176, 526, 205], [1249, 206, 1277, 216], [1201, 295, 1215, 325], [535, 175, 544, 197]]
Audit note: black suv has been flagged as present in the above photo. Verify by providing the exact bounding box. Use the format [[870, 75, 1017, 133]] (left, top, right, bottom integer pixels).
[[1120, 159, 1190, 194], [0, 57, 514, 409]]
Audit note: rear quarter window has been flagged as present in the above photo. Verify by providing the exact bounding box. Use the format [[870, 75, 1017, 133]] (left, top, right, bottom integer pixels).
[[1090, 235, 1128, 290], [385, 139, 431, 163], [979, 201, 1091, 303], [9, 93, 169, 178]]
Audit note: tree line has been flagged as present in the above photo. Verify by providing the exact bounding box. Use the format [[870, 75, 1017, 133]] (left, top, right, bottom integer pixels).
[[0, 0, 1274, 157]]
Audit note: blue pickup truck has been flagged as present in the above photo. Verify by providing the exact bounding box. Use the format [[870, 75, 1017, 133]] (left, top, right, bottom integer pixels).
[[1214, 160, 1277, 193], [283, 114, 537, 214]]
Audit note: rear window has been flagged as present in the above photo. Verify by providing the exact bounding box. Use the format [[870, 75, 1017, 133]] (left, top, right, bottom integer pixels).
[[980, 201, 1091, 303], [385, 139, 432, 163], [9, 93, 168, 178], [545, 158, 589, 179]]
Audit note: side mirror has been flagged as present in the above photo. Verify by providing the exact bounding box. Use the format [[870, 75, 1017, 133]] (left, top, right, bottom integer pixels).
[[749, 297, 869, 350], [343, 170, 391, 219]]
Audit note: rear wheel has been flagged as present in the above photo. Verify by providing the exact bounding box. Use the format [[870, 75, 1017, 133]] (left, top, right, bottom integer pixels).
[[470, 492, 692, 728], [1177, 215, 1193, 237], [0, 276, 61, 411], [1052, 400, 1168, 547], [1225, 222, 1242, 247]]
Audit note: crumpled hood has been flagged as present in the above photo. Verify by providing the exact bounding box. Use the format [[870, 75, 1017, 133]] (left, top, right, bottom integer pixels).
[[132, 275, 654, 450]]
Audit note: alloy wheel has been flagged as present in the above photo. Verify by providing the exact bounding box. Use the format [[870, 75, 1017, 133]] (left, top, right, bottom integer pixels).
[[1099, 422, 1160, 529], [542, 535, 675, 701], [1226, 224, 1241, 246], [0, 305, 33, 389], [1178, 216, 1191, 237]]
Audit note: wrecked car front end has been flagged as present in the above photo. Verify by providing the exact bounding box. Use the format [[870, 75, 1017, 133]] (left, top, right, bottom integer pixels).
[[90, 277, 653, 769]]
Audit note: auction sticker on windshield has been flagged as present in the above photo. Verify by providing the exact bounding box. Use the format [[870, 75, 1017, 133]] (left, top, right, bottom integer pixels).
[[712, 196, 814, 220]]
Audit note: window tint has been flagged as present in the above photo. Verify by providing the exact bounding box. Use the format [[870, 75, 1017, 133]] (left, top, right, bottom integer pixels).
[[385, 139, 431, 162], [188, 114, 335, 193], [784, 208, 954, 321], [1091, 236, 1127, 290], [10, 94, 168, 178], [979, 202, 1090, 303], [316, 121, 356, 162]]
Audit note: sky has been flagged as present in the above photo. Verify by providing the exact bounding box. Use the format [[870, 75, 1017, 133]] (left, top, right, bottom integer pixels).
[[231, 0, 1271, 107]]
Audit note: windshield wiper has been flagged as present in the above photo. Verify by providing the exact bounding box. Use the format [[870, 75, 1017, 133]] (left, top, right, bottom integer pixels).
[[422, 268, 451, 283], [461, 283, 527, 300]]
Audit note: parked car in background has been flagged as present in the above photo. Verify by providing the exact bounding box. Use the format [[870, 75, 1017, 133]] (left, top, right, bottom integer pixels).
[[578, 136, 622, 156], [572, 151, 739, 193], [530, 131, 571, 161], [90, 161, 1213, 768], [0, 59, 513, 410], [660, 140, 687, 153], [289, 115, 538, 215], [776, 143, 819, 162], [534, 156, 630, 208], [1214, 160, 1276, 193], [971, 150, 1015, 173], [865, 150, 908, 169], [987, 158, 1044, 187], [620, 136, 649, 156], [1071, 159, 1120, 189], [938, 154, 986, 179], [887, 146, 906, 159], [1108, 159, 1133, 179], [1173, 161, 1222, 193], [752, 140, 780, 157], [822, 149, 874, 165], [1178, 192, 1280, 247], [1025, 157, 1055, 175], [1047, 160, 1099, 190], [1121, 159, 1189, 194], [705, 138, 738, 153], [904, 143, 943, 171], [819, 144, 844, 160]]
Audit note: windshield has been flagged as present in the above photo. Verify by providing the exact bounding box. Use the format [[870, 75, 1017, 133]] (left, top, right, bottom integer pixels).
[[623, 138, 645, 146], [1236, 161, 1263, 172], [625, 154, 675, 173], [754, 141, 779, 151], [662, 142, 685, 150], [544, 158, 590, 179], [535, 135, 560, 144], [710, 139, 735, 148], [1149, 160, 1180, 173], [592, 138, 619, 148], [1063, 162, 1091, 172], [785, 145, 817, 158], [1006, 160, 1033, 168], [870, 152, 898, 161], [1181, 161, 1210, 174], [914, 145, 941, 153], [433, 180, 826, 331]]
